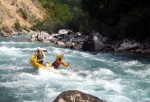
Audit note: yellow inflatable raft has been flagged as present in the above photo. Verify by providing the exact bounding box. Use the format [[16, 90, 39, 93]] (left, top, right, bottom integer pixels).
[[3, 33, 10, 37], [30, 56, 60, 73]]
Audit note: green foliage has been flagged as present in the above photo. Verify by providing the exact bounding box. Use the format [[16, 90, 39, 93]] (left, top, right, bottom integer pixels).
[[81, 0, 150, 40], [32, 18, 62, 33], [68, 11, 90, 33], [0, 26, 12, 33], [57, 0, 81, 13], [117, 7, 150, 41], [33, 0, 75, 32], [14, 20, 22, 31], [22, 25, 29, 31], [18, 8, 28, 19], [52, 4, 73, 23], [56, 0, 91, 32]]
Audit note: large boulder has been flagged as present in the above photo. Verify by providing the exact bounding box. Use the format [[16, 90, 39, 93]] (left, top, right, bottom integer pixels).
[[82, 34, 106, 51], [30, 32, 39, 41], [93, 36, 105, 51], [53, 90, 105, 102], [58, 29, 73, 35], [117, 39, 140, 51], [37, 31, 50, 42], [56, 41, 66, 46], [82, 35, 94, 51], [91, 31, 108, 44], [73, 43, 82, 50]]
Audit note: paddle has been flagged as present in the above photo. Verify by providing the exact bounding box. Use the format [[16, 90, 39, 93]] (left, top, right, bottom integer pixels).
[[42, 50, 48, 52], [64, 55, 73, 71]]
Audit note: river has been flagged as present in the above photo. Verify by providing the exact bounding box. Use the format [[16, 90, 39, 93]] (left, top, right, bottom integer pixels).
[[0, 34, 150, 102]]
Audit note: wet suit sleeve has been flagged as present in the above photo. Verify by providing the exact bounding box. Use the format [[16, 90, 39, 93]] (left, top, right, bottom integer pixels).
[[35, 52, 37, 56], [60, 60, 69, 67], [42, 51, 46, 59]]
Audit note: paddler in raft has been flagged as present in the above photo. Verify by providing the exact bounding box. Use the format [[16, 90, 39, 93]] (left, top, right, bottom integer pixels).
[[52, 54, 69, 69], [35, 47, 46, 64]]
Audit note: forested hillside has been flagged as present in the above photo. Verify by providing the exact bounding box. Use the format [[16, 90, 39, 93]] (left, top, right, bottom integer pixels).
[[1, 0, 149, 41], [81, 0, 150, 41], [33, 0, 150, 41], [32, 0, 87, 33]]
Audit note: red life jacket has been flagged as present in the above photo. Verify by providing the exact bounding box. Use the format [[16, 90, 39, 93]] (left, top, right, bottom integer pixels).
[[52, 60, 61, 68], [55, 60, 61, 66]]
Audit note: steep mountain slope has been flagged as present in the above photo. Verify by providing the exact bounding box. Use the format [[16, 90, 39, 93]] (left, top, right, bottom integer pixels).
[[0, 0, 46, 32]]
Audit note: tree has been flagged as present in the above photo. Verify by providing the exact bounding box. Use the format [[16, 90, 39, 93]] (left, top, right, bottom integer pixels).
[[81, 0, 150, 40]]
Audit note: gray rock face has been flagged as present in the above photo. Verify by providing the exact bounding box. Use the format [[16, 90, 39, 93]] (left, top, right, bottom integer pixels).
[[117, 39, 140, 51], [93, 36, 105, 51], [53, 90, 106, 102], [29, 29, 150, 54], [30, 29, 109, 51], [37, 31, 50, 41], [30, 29, 86, 50]]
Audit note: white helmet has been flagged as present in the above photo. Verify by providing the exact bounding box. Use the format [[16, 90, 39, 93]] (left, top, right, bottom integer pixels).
[[37, 47, 41, 50]]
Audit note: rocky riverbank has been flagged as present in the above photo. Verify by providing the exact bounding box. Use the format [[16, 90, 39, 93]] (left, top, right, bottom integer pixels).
[[1, 29, 149, 55], [29, 29, 150, 55]]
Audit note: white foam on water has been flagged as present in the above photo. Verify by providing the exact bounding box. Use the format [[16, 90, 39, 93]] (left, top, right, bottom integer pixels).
[[130, 89, 150, 102], [142, 98, 150, 102], [44, 86, 60, 102], [0, 41, 30, 44], [124, 68, 150, 78], [107, 95, 132, 102], [122, 60, 142, 67], [38, 68, 60, 78], [18, 72, 41, 81], [52, 47, 67, 54], [62, 68, 124, 97], [93, 68, 115, 76], [0, 80, 37, 88], [91, 55, 123, 68], [94, 78, 124, 94], [1, 36, 150, 102], [80, 52, 93, 58], [60, 69, 72, 75], [0, 63, 148, 102], [0, 46, 25, 56], [93, 57, 109, 62], [36, 68, 73, 83], [0, 41, 16, 44], [0, 57, 16, 61], [0, 64, 30, 70]]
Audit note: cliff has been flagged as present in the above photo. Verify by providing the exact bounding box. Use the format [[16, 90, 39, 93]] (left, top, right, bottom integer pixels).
[[0, 0, 45, 32]]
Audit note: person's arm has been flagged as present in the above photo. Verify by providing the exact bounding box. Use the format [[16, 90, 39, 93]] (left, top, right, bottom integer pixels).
[[42, 51, 46, 59], [34, 52, 38, 57], [60, 60, 69, 67]]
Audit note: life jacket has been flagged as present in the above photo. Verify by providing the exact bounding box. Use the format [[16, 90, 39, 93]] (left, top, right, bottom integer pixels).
[[52, 59, 61, 68], [37, 51, 43, 59]]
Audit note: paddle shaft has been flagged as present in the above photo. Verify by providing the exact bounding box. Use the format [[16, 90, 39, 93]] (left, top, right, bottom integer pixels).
[[64, 56, 72, 69]]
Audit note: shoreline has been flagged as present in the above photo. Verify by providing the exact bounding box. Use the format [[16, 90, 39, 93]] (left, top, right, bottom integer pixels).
[[1, 29, 150, 57], [43, 41, 150, 58]]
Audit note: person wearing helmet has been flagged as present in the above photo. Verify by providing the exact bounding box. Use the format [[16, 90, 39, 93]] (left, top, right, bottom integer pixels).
[[52, 54, 69, 69], [35, 47, 46, 64]]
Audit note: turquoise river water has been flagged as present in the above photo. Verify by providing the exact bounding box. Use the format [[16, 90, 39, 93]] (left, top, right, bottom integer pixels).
[[0, 35, 150, 102]]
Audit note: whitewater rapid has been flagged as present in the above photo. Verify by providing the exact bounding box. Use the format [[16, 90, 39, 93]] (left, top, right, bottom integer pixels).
[[0, 35, 150, 102]]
